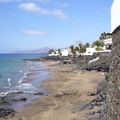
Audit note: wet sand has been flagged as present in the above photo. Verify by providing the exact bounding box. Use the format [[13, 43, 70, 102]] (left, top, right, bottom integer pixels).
[[3, 61, 105, 120]]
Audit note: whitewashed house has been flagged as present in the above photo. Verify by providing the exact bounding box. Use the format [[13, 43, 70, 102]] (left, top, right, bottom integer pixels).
[[80, 47, 96, 55], [102, 38, 112, 50], [49, 48, 71, 56], [111, 0, 120, 32], [61, 48, 71, 56], [48, 51, 59, 56]]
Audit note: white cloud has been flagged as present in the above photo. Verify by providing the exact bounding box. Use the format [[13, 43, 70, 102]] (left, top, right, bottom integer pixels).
[[0, 0, 21, 2], [18, 3, 48, 14], [0, 0, 49, 2], [18, 3, 69, 19], [52, 9, 69, 19], [21, 30, 47, 35], [55, 2, 69, 7], [60, 3, 69, 7], [32, 0, 49, 3]]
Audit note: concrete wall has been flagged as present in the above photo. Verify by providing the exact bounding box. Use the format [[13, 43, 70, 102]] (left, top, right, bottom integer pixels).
[[106, 26, 120, 120], [111, 0, 120, 32]]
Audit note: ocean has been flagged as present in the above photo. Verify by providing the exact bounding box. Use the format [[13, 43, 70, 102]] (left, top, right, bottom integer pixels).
[[0, 54, 51, 98]]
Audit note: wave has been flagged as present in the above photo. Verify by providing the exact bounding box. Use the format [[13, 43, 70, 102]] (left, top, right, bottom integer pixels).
[[8, 78, 11, 86], [0, 82, 37, 97], [0, 61, 42, 97]]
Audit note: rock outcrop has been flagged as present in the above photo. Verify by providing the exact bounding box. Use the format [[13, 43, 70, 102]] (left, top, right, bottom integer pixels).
[[106, 26, 120, 120], [74, 54, 111, 72]]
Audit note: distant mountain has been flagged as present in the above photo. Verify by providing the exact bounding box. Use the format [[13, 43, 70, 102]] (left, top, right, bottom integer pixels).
[[11, 47, 51, 54]]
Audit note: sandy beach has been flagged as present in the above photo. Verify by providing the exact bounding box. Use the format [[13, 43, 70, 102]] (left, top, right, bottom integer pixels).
[[2, 61, 105, 120]]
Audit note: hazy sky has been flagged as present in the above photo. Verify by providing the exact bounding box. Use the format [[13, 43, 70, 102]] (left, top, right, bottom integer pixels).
[[0, 0, 113, 53]]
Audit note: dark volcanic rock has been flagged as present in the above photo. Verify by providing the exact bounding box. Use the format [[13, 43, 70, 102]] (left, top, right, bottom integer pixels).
[[88, 114, 106, 120], [106, 26, 120, 120], [74, 54, 111, 72], [0, 108, 16, 118], [86, 58, 110, 72], [71, 101, 93, 114], [86, 111, 95, 115], [85, 79, 108, 120], [54, 94, 62, 98], [0, 97, 10, 105], [96, 108, 106, 114], [87, 92, 97, 96], [34, 92, 44, 96], [18, 98, 27, 101], [97, 79, 108, 101], [23, 56, 71, 62], [12, 97, 27, 102], [0, 97, 4, 104]]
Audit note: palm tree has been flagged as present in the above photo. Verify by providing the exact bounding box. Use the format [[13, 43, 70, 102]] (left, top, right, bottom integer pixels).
[[69, 45, 76, 56], [84, 42, 90, 48], [78, 43, 83, 49], [58, 49, 62, 56], [75, 46, 80, 51], [99, 32, 112, 40], [80, 45, 86, 53], [48, 49, 54, 54], [92, 40, 104, 51], [78, 43, 87, 53], [99, 32, 107, 40], [74, 46, 80, 55]]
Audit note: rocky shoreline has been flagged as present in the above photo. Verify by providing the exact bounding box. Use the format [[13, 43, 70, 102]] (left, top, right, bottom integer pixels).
[[23, 53, 111, 73], [0, 54, 111, 119], [0, 91, 45, 118], [23, 54, 110, 120]]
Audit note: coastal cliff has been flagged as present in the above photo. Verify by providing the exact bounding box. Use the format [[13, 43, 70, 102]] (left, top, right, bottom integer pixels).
[[106, 26, 120, 120]]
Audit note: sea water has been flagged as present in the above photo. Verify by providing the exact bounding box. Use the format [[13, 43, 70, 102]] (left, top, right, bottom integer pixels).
[[0, 54, 49, 97]]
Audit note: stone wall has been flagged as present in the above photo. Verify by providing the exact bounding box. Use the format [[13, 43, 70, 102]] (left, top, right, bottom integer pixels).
[[106, 26, 120, 120]]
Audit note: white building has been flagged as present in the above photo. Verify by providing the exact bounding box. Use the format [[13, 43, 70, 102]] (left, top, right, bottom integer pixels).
[[80, 46, 111, 56], [48, 51, 59, 56], [103, 38, 112, 45], [111, 0, 120, 32], [49, 48, 71, 56], [48, 52, 59, 56], [81, 48, 96, 55], [61, 48, 71, 56]]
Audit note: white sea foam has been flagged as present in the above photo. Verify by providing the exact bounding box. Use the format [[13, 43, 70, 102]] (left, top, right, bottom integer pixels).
[[7, 78, 11, 86], [0, 91, 8, 97], [19, 76, 27, 84], [0, 83, 37, 97], [18, 70, 31, 83], [15, 83, 36, 93]]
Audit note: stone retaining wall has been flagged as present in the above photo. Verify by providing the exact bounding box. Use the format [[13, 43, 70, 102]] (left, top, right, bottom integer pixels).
[[106, 26, 120, 120]]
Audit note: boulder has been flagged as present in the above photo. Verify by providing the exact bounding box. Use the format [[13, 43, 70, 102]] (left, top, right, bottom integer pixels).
[[34, 92, 44, 96], [0, 108, 15, 118], [12, 97, 27, 102], [54, 94, 62, 98]]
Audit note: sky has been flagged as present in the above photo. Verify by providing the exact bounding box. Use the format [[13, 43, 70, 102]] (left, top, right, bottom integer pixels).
[[0, 0, 113, 53]]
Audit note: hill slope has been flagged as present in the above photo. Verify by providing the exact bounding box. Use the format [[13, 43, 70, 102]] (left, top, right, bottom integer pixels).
[[11, 47, 51, 54]]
